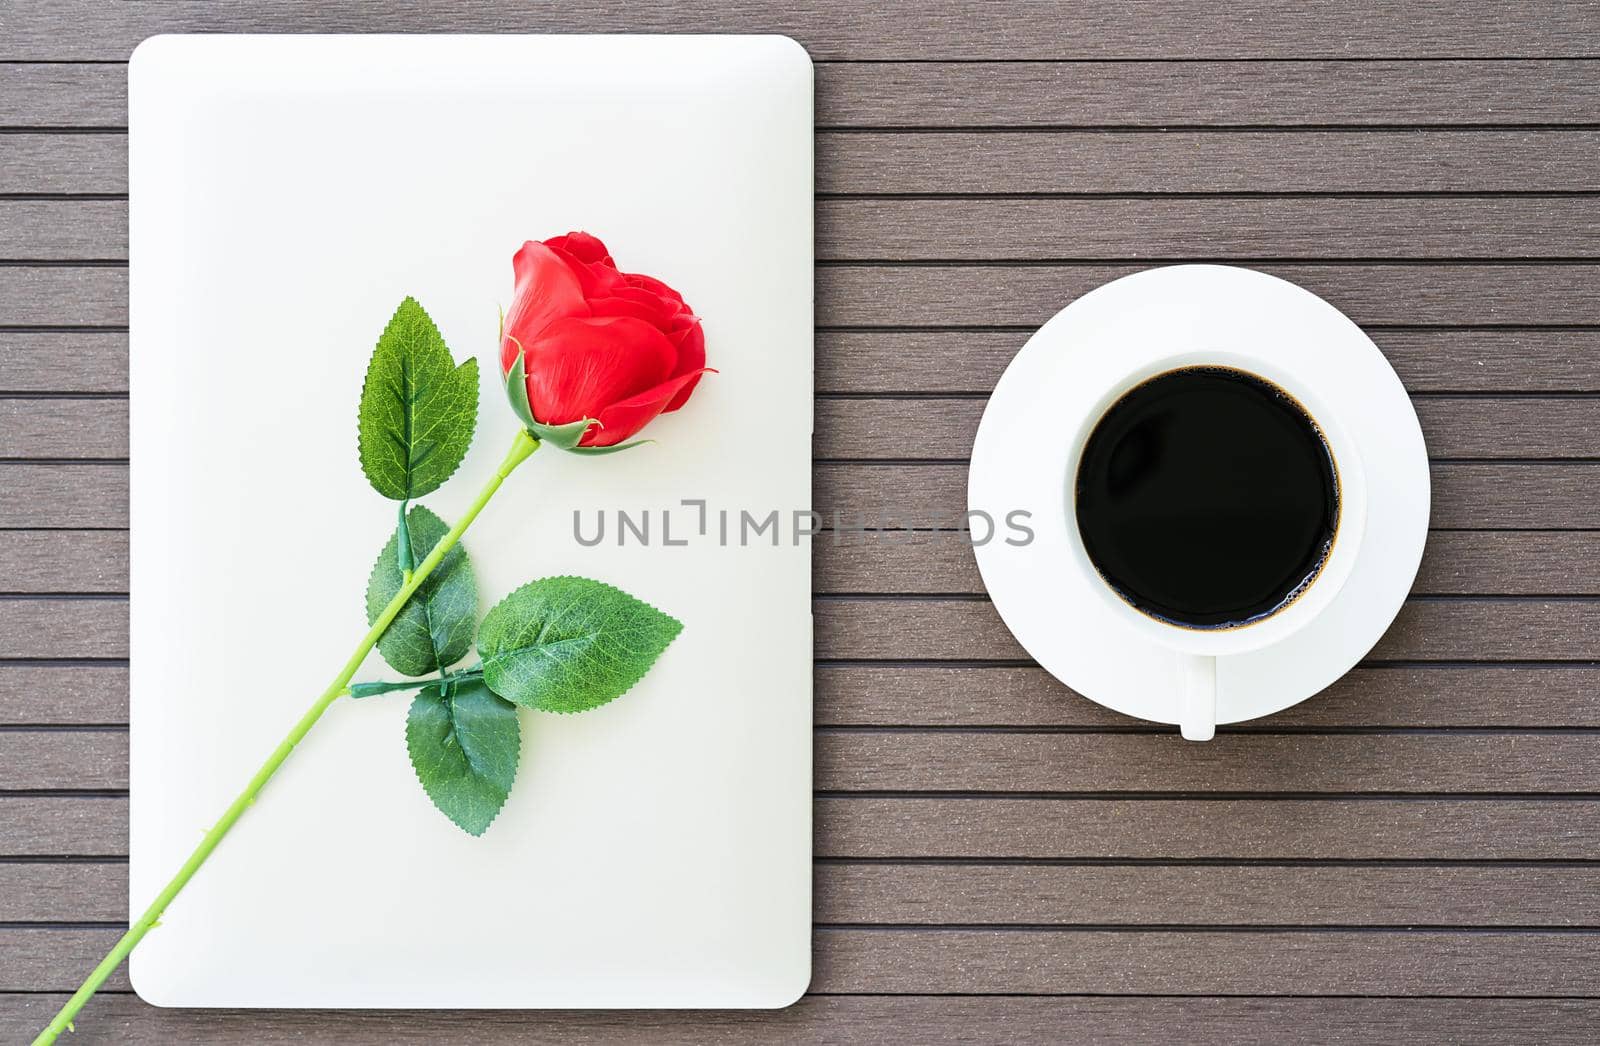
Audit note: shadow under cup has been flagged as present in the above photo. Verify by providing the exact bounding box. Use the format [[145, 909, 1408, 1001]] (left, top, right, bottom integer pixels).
[[1073, 365, 1342, 632]]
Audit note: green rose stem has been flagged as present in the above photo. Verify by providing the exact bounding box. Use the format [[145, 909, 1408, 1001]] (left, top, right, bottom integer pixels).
[[33, 430, 542, 1046]]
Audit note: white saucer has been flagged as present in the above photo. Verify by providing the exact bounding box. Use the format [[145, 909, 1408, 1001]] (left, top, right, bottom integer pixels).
[[967, 265, 1431, 728]]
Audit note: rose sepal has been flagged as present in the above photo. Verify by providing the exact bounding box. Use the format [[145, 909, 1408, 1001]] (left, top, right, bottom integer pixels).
[[502, 348, 651, 455]]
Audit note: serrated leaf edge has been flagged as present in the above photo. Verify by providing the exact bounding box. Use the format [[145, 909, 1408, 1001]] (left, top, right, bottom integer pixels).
[[405, 683, 521, 837], [477, 575, 684, 715]]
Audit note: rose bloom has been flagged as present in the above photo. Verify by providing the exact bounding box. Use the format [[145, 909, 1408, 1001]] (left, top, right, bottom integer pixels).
[[500, 232, 708, 447]]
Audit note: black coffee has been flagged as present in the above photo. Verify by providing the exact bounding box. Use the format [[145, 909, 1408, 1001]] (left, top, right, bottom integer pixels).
[[1074, 366, 1338, 629]]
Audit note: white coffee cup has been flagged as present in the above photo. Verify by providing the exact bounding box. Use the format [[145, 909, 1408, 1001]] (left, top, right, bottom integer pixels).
[[1060, 349, 1368, 740]]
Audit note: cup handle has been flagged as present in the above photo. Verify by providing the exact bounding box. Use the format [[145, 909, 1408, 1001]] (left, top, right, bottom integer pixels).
[[1179, 655, 1216, 741]]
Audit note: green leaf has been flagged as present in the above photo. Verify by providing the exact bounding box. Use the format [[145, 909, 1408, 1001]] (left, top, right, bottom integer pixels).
[[407, 677, 520, 836], [366, 505, 476, 677], [358, 296, 479, 500], [477, 576, 683, 714]]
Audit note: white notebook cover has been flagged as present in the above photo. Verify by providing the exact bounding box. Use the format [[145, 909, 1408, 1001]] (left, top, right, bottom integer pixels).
[[128, 34, 813, 1008]]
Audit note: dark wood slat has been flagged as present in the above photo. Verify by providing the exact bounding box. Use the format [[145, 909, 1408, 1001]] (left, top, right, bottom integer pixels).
[[15, 131, 1600, 196], [0, 400, 127, 458], [1, 329, 1594, 396], [0, 730, 125, 790], [0, 332, 127, 393], [5, 662, 1595, 730], [816, 462, 1600, 530], [817, 665, 1600, 728], [3, 995, 1598, 1046], [0, 863, 123, 921], [15, 861, 1600, 928], [16, 198, 1600, 260], [10, 796, 1600, 861], [0, 664, 128, 725], [13, 730, 1600, 794], [815, 597, 1600, 662], [817, 864, 1600, 926], [7, 264, 1600, 328], [16, 860, 1600, 927], [821, 131, 1600, 193], [817, 532, 1600, 597], [815, 397, 1600, 461], [0, 134, 125, 195], [817, 198, 1600, 259], [820, 61, 1600, 128], [0, 461, 1584, 530], [814, 733, 1600, 793], [817, 797, 1600, 859], [0, 64, 125, 127], [13, 61, 1600, 129], [811, 927, 1600, 995], [817, 329, 1600, 394], [5, 1, 1599, 61], [0, 465, 125, 526], [2, 595, 1596, 663], [8, 925, 1600, 998], [0, 531, 127, 593], [6, 395, 1599, 461], [818, 264, 1600, 326]]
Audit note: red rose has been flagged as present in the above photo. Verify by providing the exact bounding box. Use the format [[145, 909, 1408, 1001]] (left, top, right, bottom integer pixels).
[[500, 232, 708, 448]]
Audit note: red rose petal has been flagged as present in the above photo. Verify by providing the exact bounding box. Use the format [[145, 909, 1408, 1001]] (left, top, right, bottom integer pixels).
[[663, 320, 706, 412], [502, 241, 588, 372], [545, 231, 614, 266], [521, 315, 677, 428], [587, 367, 713, 446]]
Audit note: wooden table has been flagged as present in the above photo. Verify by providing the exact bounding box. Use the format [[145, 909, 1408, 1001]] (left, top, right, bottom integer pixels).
[[3, 2, 1600, 1042]]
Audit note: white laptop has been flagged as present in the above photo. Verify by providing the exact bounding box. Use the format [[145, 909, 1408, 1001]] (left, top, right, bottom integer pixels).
[[128, 35, 813, 1008]]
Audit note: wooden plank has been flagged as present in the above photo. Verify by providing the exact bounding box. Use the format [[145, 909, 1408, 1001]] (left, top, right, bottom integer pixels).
[[0, 664, 128, 725], [0, 465, 125, 526], [0, 64, 125, 127], [5, 1, 1599, 61], [9, 795, 1600, 861], [810, 927, 1600, 995], [14, 131, 1600, 196], [2, 329, 1595, 396], [816, 329, 1600, 395], [815, 397, 1600, 461], [0, 461, 1585, 530], [816, 864, 1600, 927], [813, 733, 1600, 794], [2, 595, 1596, 663], [13, 730, 1600, 795], [820, 131, 1600, 194], [8, 264, 1600, 329], [817, 532, 1600, 597], [6, 662, 1596, 730], [816, 665, 1600, 728], [0, 201, 126, 260], [817, 264, 1600, 326], [816, 462, 1600, 530], [14, 860, 1600, 928], [819, 61, 1600, 128], [816, 197, 1600, 260], [0, 332, 127, 393], [7, 395, 1599, 462], [16, 197, 1600, 260], [816, 797, 1600, 859], [8, 924, 1600, 998], [0, 531, 128, 593], [0, 134, 125, 195], [0, 598, 127, 658], [0, 862, 123, 921], [0, 797, 125, 855], [0, 730, 125, 790], [2, 995, 1598, 1046], [814, 597, 1600, 662], [12, 61, 1600, 130], [0, 399, 126, 458]]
